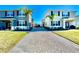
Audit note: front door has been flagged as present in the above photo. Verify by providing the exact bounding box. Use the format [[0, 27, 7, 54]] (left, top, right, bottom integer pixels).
[[5, 21, 11, 30], [65, 22, 69, 29]]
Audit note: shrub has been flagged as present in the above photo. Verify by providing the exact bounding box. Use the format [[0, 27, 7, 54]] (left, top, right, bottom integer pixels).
[[76, 26, 79, 29]]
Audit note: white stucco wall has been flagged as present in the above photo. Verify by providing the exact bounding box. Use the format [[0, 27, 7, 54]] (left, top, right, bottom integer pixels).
[[44, 17, 51, 28], [75, 16, 79, 27], [69, 11, 76, 18], [26, 14, 32, 23], [69, 21, 76, 26]]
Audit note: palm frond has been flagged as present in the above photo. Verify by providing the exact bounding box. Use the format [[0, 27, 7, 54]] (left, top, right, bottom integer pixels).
[[47, 14, 57, 21], [20, 7, 32, 16]]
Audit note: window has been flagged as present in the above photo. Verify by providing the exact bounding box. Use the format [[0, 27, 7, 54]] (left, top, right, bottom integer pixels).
[[56, 21, 60, 26], [52, 21, 55, 26], [62, 12, 70, 17], [7, 11, 13, 17], [19, 11, 25, 16], [51, 21, 60, 26], [17, 20, 27, 26], [51, 21, 53, 26]]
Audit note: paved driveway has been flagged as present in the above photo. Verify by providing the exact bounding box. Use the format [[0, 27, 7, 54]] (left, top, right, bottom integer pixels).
[[31, 27, 49, 32], [9, 31, 79, 53]]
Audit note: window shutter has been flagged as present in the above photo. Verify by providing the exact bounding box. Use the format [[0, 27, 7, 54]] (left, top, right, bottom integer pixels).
[[51, 11, 53, 15], [58, 11, 60, 16], [68, 12, 70, 16]]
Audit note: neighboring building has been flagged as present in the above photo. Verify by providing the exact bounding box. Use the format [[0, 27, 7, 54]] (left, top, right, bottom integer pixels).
[[42, 10, 77, 29], [0, 10, 32, 30]]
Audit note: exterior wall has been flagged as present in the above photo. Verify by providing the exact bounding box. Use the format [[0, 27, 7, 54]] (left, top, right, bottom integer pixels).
[[75, 16, 79, 27], [26, 14, 32, 27], [69, 11, 76, 18], [45, 10, 51, 16], [44, 17, 51, 28], [28, 14, 32, 23], [69, 21, 75, 26]]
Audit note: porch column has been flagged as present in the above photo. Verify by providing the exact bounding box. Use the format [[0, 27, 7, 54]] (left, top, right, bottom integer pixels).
[[60, 11, 63, 17], [11, 26, 15, 30], [11, 20, 17, 30], [63, 20, 66, 29]]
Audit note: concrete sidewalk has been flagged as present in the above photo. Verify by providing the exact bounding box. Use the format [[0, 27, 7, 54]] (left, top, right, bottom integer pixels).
[[9, 31, 79, 53]]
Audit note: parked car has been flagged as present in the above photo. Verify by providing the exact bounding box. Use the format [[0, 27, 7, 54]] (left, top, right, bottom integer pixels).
[[69, 25, 75, 29]]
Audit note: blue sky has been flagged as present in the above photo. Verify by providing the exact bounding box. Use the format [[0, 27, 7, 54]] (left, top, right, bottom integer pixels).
[[0, 5, 79, 24]]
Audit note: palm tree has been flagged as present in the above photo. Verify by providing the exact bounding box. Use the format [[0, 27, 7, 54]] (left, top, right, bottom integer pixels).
[[20, 7, 32, 28], [20, 7, 32, 16], [46, 14, 57, 21], [46, 14, 57, 26]]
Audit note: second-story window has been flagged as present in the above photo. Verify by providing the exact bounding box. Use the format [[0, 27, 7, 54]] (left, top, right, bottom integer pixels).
[[7, 12, 13, 17], [19, 11, 24, 16], [62, 12, 69, 18]]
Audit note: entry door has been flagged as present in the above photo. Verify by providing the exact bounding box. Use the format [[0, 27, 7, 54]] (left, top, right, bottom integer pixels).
[[65, 22, 69, 29], [6, 21, 11, 30]]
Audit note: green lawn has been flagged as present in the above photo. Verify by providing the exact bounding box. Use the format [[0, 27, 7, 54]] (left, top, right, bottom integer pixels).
[[54, 30, 79, 45], [0, 31, 27, 52]]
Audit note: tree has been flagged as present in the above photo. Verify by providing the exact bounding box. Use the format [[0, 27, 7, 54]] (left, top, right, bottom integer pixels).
[[20, 7, 32, 27], [46, 14, 57, 21], [20, 7, 32, 16], [46, 14, 58, 26]]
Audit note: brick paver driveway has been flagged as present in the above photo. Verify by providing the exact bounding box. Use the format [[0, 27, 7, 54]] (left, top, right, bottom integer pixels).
[[10, 30, 79, 53]]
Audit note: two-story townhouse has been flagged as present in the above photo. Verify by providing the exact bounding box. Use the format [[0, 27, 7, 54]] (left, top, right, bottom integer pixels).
[[43, 10, 76, 30], [0, 10, 32, 30]]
